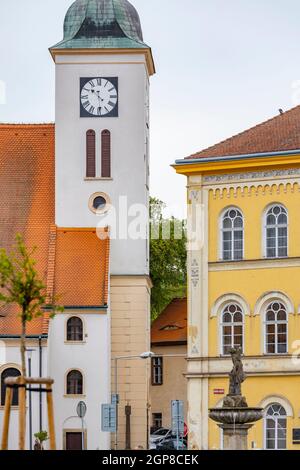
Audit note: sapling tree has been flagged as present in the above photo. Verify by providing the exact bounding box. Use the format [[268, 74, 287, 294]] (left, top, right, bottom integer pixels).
[[0, 234, 63, 377]]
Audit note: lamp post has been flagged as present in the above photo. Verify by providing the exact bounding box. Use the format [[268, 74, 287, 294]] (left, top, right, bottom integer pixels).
[[113, 351, 155, 450], [26, 348, 36, 451]]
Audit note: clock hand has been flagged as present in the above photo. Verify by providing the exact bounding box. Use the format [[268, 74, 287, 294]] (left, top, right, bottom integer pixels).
[[96, 91, 104, 102]]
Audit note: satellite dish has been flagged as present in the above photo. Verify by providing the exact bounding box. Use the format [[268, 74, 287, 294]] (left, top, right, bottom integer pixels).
[[77, 401, 87, 419]]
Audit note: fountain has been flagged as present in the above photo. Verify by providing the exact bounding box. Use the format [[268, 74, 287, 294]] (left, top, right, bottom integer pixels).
[[209, 348, 263, 450]]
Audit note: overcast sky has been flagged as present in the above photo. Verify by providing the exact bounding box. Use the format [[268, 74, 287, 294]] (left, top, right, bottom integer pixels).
[[1, 0, 300, 217]]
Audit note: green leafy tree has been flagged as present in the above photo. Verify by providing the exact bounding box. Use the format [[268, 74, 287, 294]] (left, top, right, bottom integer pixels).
[[150, 197, 187, 320], [0, 234, 63, 377]]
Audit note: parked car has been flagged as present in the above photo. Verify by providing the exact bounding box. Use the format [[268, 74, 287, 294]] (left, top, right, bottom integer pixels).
[[150, 428, 172, 449], [156, 436, 188, 451]]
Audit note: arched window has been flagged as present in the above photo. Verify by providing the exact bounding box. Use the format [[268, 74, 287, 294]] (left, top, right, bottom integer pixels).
[[265, 302, 288, 354], [101, 130, 111, 178], [221, 208, 244, 261], [66, 370, 83, 395], [265, 205, 288, 258], [86, 130, 96, 178], [67, 317, 83, 342], [221, 304, 244, 356], [265, 404, 287, 450], [1, 367, 21, 406]]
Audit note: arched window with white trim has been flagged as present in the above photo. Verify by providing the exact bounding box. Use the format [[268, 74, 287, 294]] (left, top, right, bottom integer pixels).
[[265, 205, 288, 258], [221, 208, 244, 261], [265, 302, 288, 354], [265, 403, 287, 450], [221, 303, 244, 356]]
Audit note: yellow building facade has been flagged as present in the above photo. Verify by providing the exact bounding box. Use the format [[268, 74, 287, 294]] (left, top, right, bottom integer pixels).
[[174, 107, 300, 450]]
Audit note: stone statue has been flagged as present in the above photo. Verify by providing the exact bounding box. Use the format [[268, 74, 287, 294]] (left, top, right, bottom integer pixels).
[[223, 347, 248, 408]]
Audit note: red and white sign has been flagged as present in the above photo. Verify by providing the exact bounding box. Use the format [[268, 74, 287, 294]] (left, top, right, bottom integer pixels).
[[213, 388, 225, 395]]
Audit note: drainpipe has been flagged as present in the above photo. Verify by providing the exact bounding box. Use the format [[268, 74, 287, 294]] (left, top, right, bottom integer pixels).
[[39, 336, 43, 432]]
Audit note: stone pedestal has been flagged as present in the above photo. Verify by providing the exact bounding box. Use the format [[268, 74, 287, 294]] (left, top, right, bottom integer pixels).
[[221, 423, 253, 450]]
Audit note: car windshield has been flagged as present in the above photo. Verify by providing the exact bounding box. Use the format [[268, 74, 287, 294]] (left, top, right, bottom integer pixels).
[[152, 429, 169, 436]]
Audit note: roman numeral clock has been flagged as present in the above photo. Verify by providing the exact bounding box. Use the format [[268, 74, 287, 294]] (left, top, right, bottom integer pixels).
[[80, 77, 118, 117]]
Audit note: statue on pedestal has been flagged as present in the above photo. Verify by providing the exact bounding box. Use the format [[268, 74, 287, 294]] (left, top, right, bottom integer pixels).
[[223, 347, 248, 408]]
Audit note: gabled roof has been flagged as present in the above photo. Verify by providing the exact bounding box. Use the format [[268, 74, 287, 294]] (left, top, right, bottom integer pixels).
[[186, 105, 300, 160], [0, 124, 110, 336], [151, 298, 187, 346]]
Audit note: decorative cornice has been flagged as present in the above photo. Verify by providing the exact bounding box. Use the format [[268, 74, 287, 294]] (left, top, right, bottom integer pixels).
[[206, 178, 300, 199], [203, 167, 300, 184], [209, 257, 300, 272]]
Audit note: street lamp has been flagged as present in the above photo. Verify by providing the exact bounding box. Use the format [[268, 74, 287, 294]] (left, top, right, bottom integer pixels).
[[113, 351, 155, 450]]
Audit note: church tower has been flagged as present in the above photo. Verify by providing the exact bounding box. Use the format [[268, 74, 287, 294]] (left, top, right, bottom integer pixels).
[[50, 0, 155, 449]]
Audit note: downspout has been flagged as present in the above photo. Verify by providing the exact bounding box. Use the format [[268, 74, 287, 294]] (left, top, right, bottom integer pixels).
[[39, 336, 43, 432]]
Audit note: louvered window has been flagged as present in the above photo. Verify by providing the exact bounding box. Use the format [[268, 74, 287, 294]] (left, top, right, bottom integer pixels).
[[86, 130, 96, 178], [101, 130, 111, 178]]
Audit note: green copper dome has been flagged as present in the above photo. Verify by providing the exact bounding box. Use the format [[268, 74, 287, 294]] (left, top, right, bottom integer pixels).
[[51, 0, 149, 50]]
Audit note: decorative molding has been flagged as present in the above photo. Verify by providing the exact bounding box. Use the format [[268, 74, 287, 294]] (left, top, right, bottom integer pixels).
[[209, 257, 300, 272], [208, 180, 300, 199], [203, 168, 300, 184], [258, 395, 294, 417], [202, 168, 300, 198], [253, 291, 294, 316], [190, 259, 200, 287], [211, 293, 250, 318], [189, 190, 200, 203]]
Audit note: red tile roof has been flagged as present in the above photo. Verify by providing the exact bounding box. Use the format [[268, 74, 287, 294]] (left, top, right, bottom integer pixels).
[[54, 228, 110, 307], [151, 298, 187, 345], [0, 124, 110, 336], [186, 105, 300, 160]]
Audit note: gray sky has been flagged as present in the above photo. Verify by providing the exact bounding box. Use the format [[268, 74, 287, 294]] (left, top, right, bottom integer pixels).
[[1, 0, 300, 217]]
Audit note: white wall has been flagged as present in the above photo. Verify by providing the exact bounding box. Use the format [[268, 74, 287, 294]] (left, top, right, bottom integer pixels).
[[0, 339, 48, 450], [55, 53, 150, 275], [47, 311, 111, 450]]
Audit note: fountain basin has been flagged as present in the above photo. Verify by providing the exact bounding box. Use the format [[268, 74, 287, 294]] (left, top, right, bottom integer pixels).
[[209, 408, 263, 425]]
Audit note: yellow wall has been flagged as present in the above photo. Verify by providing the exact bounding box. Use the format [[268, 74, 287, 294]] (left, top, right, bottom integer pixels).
[[208, 376, 300, 450], [208, 267, 300, 357], [175, 157, 300, 450], [206, 182, 300, 449], [208, 184, 300, 261]]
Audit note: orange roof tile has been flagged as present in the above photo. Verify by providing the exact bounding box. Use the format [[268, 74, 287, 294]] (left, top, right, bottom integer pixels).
[[0, 124, 110, 335], [0, 124, 55, 336], [151, 298, 187, 345], [54, 228, 110, 307], [186, 105, 300, 160]]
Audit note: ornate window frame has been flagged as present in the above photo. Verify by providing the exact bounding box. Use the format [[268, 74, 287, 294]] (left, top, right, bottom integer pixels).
[[263, 203, 289, 259], [263, 402, 288, 450], [254, 291, 293, 355], [220, 303, 245, 356], [219, 206, 244, 261]]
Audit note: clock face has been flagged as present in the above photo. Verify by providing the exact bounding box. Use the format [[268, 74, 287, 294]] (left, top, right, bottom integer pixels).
[[80, 77, 118, 118]]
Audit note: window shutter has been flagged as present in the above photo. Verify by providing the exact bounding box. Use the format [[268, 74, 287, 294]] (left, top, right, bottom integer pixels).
[[86, 130, 96, 178], [101, 130, 111, 178]]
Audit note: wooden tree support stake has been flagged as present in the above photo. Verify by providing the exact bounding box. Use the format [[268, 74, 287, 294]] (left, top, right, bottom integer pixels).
[[1, 376, 56, 450]]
